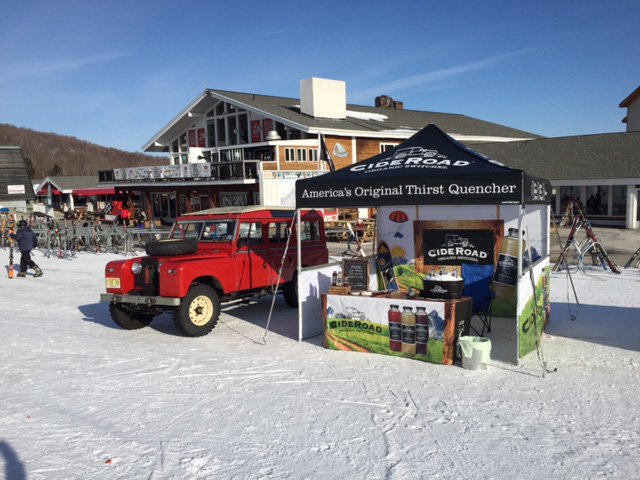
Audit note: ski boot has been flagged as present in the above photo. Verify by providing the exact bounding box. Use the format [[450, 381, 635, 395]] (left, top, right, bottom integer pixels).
[[17, 271, 27, 277], [34, 267, 43, 278]]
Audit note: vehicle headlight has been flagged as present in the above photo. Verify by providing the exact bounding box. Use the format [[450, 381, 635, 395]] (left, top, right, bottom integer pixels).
[[131, 262, 142, 275]]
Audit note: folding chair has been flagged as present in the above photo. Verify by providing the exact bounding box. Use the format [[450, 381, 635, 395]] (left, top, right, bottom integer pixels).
[[462, 263, 495, 336]]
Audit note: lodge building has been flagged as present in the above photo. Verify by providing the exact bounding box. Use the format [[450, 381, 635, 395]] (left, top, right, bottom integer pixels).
[[96, 78, 640, 229], [97, 78, 538, 223]]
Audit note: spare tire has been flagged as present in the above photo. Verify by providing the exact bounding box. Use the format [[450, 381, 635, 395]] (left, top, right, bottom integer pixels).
[[145, 238, 198, 256]]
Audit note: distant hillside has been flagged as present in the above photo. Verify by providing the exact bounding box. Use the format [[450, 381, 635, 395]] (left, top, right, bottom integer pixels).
[[0, 124, 166, 179]]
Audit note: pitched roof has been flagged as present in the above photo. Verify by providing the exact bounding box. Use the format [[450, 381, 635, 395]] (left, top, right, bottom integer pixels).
[[471, 131, 640, 182], [211, 89, 541, 139], [40, 175, 101, 191], [619, 84, 640, 108], [143, 88, 541, 151], [0, 146, 35, 202]]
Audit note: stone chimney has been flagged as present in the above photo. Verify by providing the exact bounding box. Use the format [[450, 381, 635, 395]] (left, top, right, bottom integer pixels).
[[300, 78, 346, 119], [375, 95, 403, 110]]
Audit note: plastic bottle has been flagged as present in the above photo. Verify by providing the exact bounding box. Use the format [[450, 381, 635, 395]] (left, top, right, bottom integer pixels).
[[493, 228, 526, 302], [401, 306, 416, 355], [388, 305, 402, 351], [415, 306, 429, 355]]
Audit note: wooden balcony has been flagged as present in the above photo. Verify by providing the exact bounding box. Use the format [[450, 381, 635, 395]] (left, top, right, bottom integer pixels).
[[99, 159, 259, 184]]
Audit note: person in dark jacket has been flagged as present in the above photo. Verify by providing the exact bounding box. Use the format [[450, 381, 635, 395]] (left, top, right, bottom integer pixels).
[[10, 220, 43, 277]]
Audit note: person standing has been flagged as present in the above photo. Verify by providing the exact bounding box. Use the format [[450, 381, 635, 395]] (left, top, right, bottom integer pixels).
[[10, 220, 43, 278], [118, 206, 131, 226], [135, 208, 147, 228]]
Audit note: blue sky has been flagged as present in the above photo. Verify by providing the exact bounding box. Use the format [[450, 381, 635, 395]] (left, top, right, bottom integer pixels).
[[1, 0, 639, 153]]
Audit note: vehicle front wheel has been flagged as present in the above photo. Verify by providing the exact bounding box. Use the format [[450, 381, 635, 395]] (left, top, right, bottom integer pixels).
[[282, 272, 298, 308], [173, 284, 220, 337], [109, 303, 154, 330]]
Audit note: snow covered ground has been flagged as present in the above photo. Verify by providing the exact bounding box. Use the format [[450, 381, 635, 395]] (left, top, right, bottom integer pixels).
[[1, 251, 639, 480]]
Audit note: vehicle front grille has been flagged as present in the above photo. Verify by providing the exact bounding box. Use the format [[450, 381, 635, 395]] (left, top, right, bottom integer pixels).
[[136, 257, 160, 296]]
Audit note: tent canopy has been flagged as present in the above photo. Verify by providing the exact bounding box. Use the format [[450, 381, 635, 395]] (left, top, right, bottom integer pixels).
[[295, 124, 551, 208]]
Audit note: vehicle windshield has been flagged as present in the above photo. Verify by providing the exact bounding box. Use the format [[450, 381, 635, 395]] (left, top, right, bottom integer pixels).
[[170, 220, 237, 242]]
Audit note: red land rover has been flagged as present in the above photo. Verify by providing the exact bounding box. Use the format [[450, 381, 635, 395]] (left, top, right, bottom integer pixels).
[[100, 206, 328, 336]]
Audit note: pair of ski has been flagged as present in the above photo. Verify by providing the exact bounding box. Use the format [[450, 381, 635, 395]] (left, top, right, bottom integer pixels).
[[624, 247, 640, 269], [1, 208, 16, 278]]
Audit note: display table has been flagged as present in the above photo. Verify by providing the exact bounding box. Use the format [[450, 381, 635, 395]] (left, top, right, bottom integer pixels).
[[322, 294, 472, 365]]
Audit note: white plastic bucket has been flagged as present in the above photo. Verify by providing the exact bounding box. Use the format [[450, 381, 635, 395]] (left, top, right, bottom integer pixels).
[[457, 336, 491, 370]]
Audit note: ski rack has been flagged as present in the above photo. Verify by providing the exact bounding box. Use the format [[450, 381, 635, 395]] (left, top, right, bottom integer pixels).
[[553, 207, 621, 274], [30, 219, 166, 257]]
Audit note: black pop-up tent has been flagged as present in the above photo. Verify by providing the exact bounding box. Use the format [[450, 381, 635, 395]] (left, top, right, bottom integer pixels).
[[290, 124, 552, 364], [296, 124, 551, 208]]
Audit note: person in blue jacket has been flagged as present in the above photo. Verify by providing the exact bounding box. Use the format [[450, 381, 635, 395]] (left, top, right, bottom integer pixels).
[[10, 219, 43, 277]]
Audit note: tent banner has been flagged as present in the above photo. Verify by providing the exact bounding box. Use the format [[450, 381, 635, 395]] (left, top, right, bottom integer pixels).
[[377, 206, 505, 293], [296, 124, 552, 208], [324, 294, 464, 365], [517, 263, 550, 358], [297, 175, 524, 208], [377, 204, 542, 321]]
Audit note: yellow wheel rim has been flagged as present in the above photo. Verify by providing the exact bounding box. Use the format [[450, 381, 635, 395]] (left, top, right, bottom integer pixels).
[[188, 295, 214, 326]]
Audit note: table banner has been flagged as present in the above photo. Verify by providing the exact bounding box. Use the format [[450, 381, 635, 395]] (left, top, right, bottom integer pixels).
[[324, 295, 469, 365]]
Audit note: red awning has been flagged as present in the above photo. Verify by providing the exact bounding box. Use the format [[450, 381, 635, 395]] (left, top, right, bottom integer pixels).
[[73, 188, 115, 196]]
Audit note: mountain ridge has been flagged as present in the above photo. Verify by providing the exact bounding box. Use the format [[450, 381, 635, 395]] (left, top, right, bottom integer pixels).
[[0, 124, 166, 179]]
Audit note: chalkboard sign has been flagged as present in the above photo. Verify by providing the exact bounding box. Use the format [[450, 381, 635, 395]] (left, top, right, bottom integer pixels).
[[342, 258, 369, 292]]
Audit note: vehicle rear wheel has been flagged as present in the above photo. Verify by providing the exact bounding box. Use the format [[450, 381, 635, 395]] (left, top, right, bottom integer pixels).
[[109, 303, 154, 330], [173, 284, 220, 337], [282, 272, 298, 308]]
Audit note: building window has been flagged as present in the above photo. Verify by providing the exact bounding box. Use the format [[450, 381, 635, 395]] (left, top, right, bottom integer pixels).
[[297, 148, 307, 162], [586, 186, 607, 215], [216, 118, 226, 147], [612, 186, 627, 216], [207, 120, 216, 147], [238, 113, 248, 143], [559, 186, 581, 212], [228, 115, 238, 144], [285, 147, 295, 162], [309, 149, 318, 162], [221, 192, 248, 207], [380, 143, 399, 153]]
